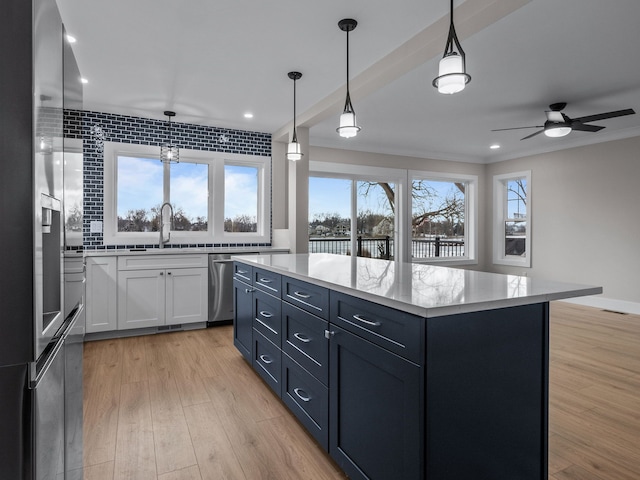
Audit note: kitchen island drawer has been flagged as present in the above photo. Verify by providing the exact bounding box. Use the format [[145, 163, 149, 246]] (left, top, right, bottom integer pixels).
[[253, 267, 281, 297], [253, 289, 282, 347], [252, 329, 281, 397], [282, 276, 329, 320], [233, 263, 253, 283], [282, 353, 329, 450], [282, 302, 328, 386], [330, 291, 424, 365]]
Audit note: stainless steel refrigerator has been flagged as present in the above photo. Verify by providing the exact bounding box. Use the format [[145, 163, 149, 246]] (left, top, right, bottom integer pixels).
[[1, 0, 84, 478]]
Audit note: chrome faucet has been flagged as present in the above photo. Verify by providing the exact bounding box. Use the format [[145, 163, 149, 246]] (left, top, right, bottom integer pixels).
[[159, 202, 174, 248]]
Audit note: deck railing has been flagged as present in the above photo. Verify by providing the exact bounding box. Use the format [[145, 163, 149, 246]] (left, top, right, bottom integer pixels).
[[308, 236, 465, 259]]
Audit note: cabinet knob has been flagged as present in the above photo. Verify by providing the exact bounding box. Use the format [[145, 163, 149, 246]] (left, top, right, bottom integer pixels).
[[160, 272, 164, 276], [167, 271, 172, 275], [324, 330, 335, 339]]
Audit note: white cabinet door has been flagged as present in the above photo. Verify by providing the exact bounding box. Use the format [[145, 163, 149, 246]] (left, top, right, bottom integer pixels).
[[117, 269, 165, 330], [86, 257, 117, 333], [165, 267, 208, 325]]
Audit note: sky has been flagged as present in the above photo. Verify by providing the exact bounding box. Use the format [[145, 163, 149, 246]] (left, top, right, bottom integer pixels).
[[309, 176, 465, 220]]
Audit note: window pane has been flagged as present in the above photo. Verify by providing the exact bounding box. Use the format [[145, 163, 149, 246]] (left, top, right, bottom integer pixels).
[[506, 178, 527, 219], [357, 181, 395, 259], [170, 162, 209, 231], [411, 179, 465, 258], [117, 156, 163, 232], [505, 221, 527, 256], [224, 165, 258, 232], [308, 177, 352, 256]]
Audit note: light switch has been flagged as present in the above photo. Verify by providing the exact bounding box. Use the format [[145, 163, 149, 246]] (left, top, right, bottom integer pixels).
[[90, 220, 103, 233]]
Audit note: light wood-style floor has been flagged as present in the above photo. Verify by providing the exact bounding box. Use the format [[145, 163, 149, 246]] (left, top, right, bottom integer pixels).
[[83, 302, 640, 480]]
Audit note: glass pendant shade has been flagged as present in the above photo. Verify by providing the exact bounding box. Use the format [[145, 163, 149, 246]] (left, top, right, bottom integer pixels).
[[287, 137, 303, 161], [544, 126, 572, 138], [160, 143, 179, 163], [337, 111, 360, 138], [436, 53, 466, 94]]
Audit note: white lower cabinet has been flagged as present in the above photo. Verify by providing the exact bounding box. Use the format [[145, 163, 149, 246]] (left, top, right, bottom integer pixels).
[[117, 255, 208, 330], [85, 256, 118, 333]]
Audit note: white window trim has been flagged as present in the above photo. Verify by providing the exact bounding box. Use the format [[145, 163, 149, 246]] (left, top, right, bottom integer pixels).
[[493, 170, 531, 267], [103, 141, 271, 245], [409, 170, 478, 266]]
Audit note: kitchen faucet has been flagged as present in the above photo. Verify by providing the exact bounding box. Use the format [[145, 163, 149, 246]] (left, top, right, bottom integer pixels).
[[159, 202, 174, 248]]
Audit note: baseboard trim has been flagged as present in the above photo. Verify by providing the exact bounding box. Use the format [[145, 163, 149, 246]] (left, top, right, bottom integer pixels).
[[560, 296, 640, 316]]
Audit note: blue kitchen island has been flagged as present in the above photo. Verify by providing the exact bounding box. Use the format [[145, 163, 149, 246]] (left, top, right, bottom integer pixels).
[[232, 253, 602, 480]]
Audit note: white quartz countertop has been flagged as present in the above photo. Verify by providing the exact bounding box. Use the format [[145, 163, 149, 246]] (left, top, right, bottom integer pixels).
[[232, 253, 603, 318], [81, 247, 289, 257]]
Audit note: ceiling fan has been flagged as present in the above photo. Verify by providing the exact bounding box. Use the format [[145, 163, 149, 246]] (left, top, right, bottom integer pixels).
[[492, 103, 636, 140]]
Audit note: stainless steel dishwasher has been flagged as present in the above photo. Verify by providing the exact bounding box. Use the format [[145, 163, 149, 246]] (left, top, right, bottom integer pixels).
[[208, 254, 258, 325]]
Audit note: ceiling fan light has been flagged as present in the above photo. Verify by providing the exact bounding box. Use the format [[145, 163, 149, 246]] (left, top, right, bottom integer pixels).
[[287, 139, 303, 161], [337, 111, 360, 138], [435, 54, 466, 94], [544, 125, 572, 138]]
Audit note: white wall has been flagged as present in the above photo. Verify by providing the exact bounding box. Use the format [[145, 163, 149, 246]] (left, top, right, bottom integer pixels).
[[485, 136, 640, 312]]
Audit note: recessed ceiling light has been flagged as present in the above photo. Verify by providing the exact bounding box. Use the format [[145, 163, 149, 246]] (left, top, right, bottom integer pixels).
[[490, 144, 501, 150], [244, 113, 254, 119], [80, 78, 89, 84], [66, 34, 77, 44]]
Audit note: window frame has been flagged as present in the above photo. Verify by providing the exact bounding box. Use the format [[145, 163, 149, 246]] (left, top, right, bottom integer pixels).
[[493, 170, 531, 267], [409, 170, 478, 266], [309, 161, 477, 265], [103, 141, 270, 245]]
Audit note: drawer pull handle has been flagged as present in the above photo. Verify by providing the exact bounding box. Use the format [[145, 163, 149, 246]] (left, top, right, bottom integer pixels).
[[237, 269, 248, 274], [293, 291, 311, 299], [245, 288, 255, 293], [353, 314, 381, 327], [293, 333, 311, 343], [293, 388, 311, 402], [259, 354, 273, 365], [259, 311, 273, 318], [259, 278, 273, 283]]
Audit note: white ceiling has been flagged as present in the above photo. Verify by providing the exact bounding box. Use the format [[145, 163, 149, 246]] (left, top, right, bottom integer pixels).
[[56, 0, 640, 164]]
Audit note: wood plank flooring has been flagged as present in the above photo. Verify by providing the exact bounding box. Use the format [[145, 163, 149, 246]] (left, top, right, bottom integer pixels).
[[83, 325, 346, 480], [83, 302, 640, 480]]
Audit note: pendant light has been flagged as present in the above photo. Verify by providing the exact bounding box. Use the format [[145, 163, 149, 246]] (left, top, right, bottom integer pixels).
[[287, 71, 303, 161], [160, 111, 179, 164], [432, 0, 471, 95], [337, 18, 361, 138]]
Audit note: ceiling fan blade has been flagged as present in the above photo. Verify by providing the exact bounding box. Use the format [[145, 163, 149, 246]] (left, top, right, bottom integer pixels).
[[491, 125, 543, 132], [570, 122, 605, 133], [572, 108, 635, 124], [520, 130, 545, 140]]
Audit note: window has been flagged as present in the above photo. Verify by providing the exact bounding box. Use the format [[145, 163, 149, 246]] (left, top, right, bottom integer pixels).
[[224, 164, 258, 233], [103, 142, 270, 245], [116, 156, 163, 232], [309, 162, 477, 265], [410, 171, 477, 263], [308, 163, 403, 260], [493, 171, 531, 267]]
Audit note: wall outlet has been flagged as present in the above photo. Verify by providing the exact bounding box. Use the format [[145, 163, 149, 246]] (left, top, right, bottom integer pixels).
[[90, 220, 103, 234]]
